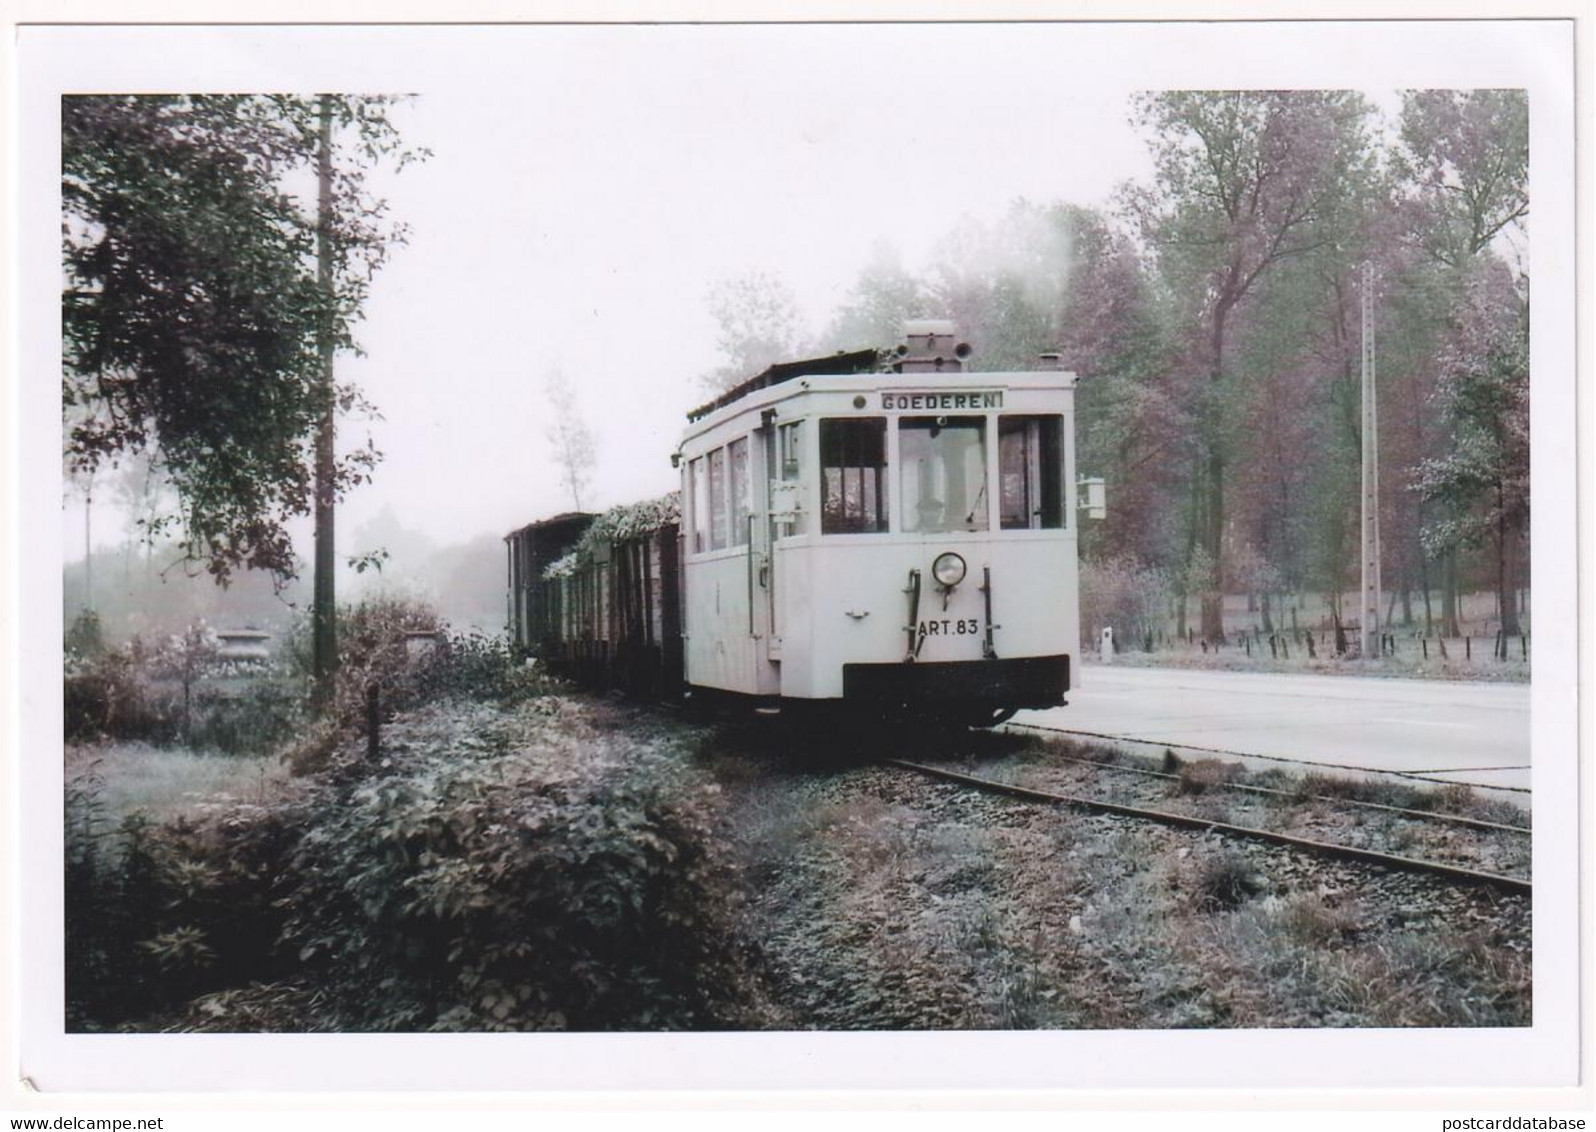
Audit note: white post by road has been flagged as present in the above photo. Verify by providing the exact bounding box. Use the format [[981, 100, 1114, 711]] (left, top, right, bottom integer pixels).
[[1099, 627, 1114, 663], [1360, 260, 1382, 659]]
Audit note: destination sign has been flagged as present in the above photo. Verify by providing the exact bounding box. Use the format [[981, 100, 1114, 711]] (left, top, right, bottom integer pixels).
[[879, 391, 1003, 411]]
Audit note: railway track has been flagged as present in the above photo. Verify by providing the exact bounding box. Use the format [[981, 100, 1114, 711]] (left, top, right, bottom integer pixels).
[[887, 757, 1533, 895]]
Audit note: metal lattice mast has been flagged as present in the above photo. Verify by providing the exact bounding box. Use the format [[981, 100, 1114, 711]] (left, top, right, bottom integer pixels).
[[1360, 261, 1382, 660]]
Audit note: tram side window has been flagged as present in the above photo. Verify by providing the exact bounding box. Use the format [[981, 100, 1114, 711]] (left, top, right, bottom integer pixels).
[[999, 415, 1064, 529], [819, 418, 889, 534], [709, 447, 729, 550], [690, 456, 710, 553], [900, 416, 989, 533], [728, 436, 750, 546]]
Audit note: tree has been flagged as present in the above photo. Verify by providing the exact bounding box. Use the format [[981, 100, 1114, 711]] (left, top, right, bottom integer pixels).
[[1415, 257, 1529, 636], [820, 242, 927, 352], [62, 95, 421, 586], [544, 368, 596, 511], [1397, 90, 1529, 270], [1051, 207, 1180, 568], [1396, 89, 1529, 635], [1128, 91, 1377, 639], [63, 94, 423, 705], [700, 270, 805, 392]]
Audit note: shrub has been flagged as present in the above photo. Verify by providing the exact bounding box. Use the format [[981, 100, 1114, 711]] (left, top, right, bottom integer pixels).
[[280, 709, 743, 1031], [1177, 758, 1243, 796], [1080, 555, 1172, 651], [66, 608, 106, 659], [414, 629, 556, 705], [64, 639, 182, 744], [189, 672, 308, 756], [1191, 850, 1264, 912], [65, 762, 299, 1029]]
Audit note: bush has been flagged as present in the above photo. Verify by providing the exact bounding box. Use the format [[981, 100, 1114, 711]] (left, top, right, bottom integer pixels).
[[66, 608, 106, 659], [1191, 850, 1265, 912], [65, 764, 296, 1028], [414, 630, 556, 704], [280, 707, 742, 1032], [68, 692, 752, 1033], [64, 639, 182, 744], [189, 673, 308, 756], [1079, 555, 1173, 651]]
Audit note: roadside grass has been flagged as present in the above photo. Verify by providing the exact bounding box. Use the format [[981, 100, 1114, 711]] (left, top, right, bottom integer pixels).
[[65, 741, 292, 826], [1013, 735, 1531, 831], [1193, 893, 1529, 1027], [1094, 650, 1530, 683]]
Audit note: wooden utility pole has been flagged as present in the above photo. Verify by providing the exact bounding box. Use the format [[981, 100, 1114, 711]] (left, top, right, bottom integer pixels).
[[83, 474, 93, 615], [1359, 260, 1382, 660], [312, 97, 339, 703]]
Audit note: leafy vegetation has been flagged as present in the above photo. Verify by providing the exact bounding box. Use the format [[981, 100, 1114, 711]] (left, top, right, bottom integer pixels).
[[62, 95, 421, 585], [64, 597, 762, 1033]]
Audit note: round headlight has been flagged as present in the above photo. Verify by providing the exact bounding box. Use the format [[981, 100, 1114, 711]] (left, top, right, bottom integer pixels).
[[932, 552, 967, 588]]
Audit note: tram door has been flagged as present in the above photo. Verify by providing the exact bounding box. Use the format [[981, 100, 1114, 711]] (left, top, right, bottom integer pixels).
[[759, 419, 801, 663]]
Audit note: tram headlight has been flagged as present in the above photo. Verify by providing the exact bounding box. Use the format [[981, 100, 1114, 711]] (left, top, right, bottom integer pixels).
[[932, 552, 967, 588]]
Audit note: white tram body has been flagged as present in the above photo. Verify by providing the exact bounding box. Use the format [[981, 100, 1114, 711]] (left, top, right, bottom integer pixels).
[[677, 326, 1080, 722]]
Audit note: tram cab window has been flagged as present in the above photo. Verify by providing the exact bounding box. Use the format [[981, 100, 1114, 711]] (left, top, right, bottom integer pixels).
[[773, 421, 805, 537], [820, 418, 889, 534], [690, 456, 710, 553], [708, 448, 729, 550], [778, 422, 803, 482], [999, 415, 1065, 529], [728, 437, 750, 546], [899, 416, 989, 533]]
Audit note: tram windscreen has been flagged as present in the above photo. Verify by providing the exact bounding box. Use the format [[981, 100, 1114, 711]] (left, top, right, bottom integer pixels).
[[900, 416, 989, 533], [820, 418, 889, 534]]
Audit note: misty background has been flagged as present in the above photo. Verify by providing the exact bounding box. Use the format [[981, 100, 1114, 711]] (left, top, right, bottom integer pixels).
[[52, 24, 1535, 644]]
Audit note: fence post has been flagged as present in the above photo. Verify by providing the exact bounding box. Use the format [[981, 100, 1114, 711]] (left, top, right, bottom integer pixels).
[[1422, 637, 1428, 660], [367, 682, 381, 761], [1465, 636, 1471, 660]]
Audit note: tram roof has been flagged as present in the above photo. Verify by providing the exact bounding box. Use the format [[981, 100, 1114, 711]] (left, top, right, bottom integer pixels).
[[685, 348, 881, 424]]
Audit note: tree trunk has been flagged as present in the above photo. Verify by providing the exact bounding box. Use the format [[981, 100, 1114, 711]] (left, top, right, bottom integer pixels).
[[1419, 554, 1434, 634], [1441, 550, 1461, 638], [1195, 293, 1235, 645], [311, 98, 339, 708], [1497, 505, 1521, 637], [1200, 447, 1225, 641]]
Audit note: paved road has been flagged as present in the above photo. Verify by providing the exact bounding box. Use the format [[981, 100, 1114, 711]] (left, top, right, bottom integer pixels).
[[1014, 664, 1531, 798]]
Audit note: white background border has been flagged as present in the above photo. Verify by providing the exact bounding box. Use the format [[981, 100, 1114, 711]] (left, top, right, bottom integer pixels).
[[3, 5, 1588, 1114]]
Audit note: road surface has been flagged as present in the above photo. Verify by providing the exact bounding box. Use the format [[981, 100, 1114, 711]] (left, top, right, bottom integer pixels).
[[1014, 665, 1531, 798]]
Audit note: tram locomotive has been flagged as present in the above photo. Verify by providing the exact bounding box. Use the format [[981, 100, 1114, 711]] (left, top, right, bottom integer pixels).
[[505, 322, 1081, 727]]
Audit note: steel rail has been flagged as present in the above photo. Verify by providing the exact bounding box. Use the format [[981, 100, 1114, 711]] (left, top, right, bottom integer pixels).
[[888, 758, 1532, 896], [1006, 719, 1534, 795], [1035, 749, 1531, 836]]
